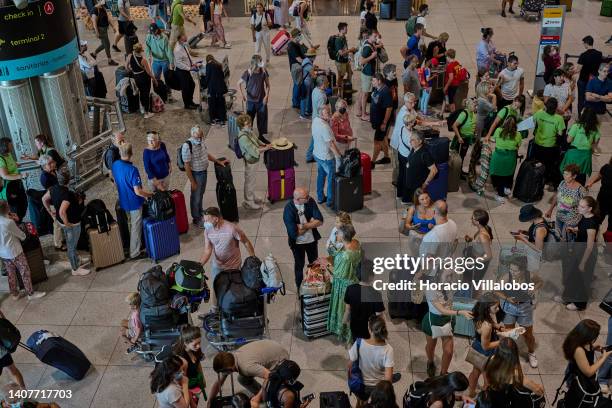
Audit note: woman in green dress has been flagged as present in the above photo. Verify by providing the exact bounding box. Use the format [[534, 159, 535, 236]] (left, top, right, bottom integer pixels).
[[486, 116, 523, 203], [327, 223, 362, 343], [559, 106, 600, 186]]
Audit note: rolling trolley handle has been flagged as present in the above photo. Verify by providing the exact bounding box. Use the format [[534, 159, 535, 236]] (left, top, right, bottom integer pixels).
[[216, 371, 236, 398]]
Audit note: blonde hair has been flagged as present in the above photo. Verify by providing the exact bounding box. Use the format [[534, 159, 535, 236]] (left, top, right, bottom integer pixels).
[[119, 142, 133, 159], [146, 131, 160, 143], [336, 211, 352, 226], [126, 292, 141, 307], [403, 111, 418, 126], [476, 81, 490, 99], [237, 114, 252, 129], [133, 43, 144, 54], [464, 98, 477, 111]]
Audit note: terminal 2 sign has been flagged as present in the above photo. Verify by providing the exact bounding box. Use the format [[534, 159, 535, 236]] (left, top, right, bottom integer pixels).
[[0, 0, 78, 80]]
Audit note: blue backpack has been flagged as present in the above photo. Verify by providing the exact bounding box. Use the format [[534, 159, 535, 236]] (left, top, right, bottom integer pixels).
[[348, 339, 367, 400]]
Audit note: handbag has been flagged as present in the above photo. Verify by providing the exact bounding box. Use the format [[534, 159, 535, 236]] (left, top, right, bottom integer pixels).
[[377, 47, 389, 63], [429, 313, 453, 339], [347, 339, 368, 400], [465, 345, 489, 371]]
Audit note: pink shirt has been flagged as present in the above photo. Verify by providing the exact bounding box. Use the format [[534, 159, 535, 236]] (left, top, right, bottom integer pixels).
[[330, 113, 353, 144], [128, 309, 143, 339], [205, 221, 244, 269]]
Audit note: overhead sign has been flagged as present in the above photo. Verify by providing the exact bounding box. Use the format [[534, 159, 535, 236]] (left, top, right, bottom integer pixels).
[[0, 0, 78, 80], [534, 5, 566, 92]]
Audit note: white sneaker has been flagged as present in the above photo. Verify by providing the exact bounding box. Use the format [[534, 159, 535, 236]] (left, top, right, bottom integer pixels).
[[143, 112, 154, 119], [243, 201, 261, 210], [566, 303, 579, 311], [72, 267, 91, 276], [224, 42, 232, 48], [495, 195, 506, 203], [27, 291, 46, 300], [528, 353, 538, 368], [504, 188, 512, 197]]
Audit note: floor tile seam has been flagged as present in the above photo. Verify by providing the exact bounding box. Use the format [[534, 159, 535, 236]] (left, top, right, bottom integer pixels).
[[65, 291, 91, 328], [87, 364, 110, 408]]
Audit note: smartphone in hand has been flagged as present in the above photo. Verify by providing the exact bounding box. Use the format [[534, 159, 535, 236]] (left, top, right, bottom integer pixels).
[[302, 393, 315, 403]]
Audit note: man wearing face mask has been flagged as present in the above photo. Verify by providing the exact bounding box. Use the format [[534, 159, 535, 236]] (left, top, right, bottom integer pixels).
[[181, 126, 228, 228], [370, 73, 393, 169], [173, 34, 199, 110], [496, 54, 524, 109], [238, 54, 271, 144], [199, 207, 255, 305]]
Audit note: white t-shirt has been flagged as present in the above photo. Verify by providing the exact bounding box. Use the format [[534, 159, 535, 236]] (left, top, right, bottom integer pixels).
[[295, 203, 315, 244], [312, 117, 335, 161], [419, 219, 458, 258], [416, 16, 427, 45], [543, 83, 571, 116], [250, 12, 271, 32], [359, 10, 367, 21], [156, 382, 182, 408], [348, 340, 394, 387], [390, 106, 408, 150], [499, 67, 524, 101]]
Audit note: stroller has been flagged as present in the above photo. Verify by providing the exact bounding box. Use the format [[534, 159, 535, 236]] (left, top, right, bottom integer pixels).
[[198, 55, 237, 124], [135, 262, 209, 362], [519, 0, 545, 20], [202, 256, 282, 351]]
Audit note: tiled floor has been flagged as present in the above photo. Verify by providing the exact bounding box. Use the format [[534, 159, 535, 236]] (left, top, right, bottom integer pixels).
[[1, 1, 611, 406]]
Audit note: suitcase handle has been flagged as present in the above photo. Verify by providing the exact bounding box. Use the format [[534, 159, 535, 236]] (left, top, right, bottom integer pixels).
[[216, 371, 235, 398], [18, 342, 34, 353]]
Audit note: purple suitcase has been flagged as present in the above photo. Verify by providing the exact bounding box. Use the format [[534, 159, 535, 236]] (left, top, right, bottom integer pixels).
[[143, 217, 180, 262], [267, 167, 295, 203]]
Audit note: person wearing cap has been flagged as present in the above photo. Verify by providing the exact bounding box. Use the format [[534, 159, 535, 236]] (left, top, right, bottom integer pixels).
[[236, 114, 271, 210], [91, 0, 118, 66], [145, 23, 174, 86], [173, 34, 200, 110], [199, 206, 255, 301], [111, 143, 153, 259], [250, 2, 273, 66], [288, 28, 306, 109], [143, 132, 171, 191], [299, 47, 317, 122], [169, 0, 197, 51], [181, 126, 228, 228], [126, 43, 157, 119], [210, 340, 290, 406], [238, 54, 271, 144]]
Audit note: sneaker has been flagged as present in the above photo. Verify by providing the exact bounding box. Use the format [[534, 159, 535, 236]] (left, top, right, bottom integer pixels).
[[528, 353, 538, 368], [112, 45, 121, 53], [259, 135, 271, 144], [317, 196, 327, 205], [299, 115, 310, 120], [129, 252, 148, 261], [426, 361, 436, 378], [376, 157, 391, 165], [495, 195, 506, 203], [504, 188, 512, 196], [143, 112, 154, 119], [566, 303, 579, 311], [71, 267, 91, 276], [392, 372, 402, 383], [27, 291, 47, 300], [108, 60, 119, 66], [223, 42, 232, 48]]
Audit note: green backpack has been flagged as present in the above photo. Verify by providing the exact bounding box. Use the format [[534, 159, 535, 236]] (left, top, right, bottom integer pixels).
[[405, 15, 418, 36]]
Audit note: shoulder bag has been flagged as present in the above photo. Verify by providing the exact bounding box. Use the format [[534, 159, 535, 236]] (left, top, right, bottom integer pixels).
[[347, 339, 367, 400]]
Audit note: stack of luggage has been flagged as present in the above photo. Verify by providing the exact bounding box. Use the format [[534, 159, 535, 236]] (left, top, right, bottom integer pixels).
[[83, 199, 125, 270], [215, 160, 239, 222], [264, 139, 296, 203], [115, 66, 139, 114], [143, 191, 180, 262], [334, 148, 369, 212], [299, 259, 332, 338], [18, 222, 48, 285]]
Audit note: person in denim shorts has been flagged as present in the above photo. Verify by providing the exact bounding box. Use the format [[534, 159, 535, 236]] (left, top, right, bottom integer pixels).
[[495, 258, 543, 369]]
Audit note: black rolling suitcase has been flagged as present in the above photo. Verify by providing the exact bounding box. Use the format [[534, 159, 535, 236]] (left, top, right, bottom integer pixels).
[[188, 32, 206, 48], [342, 80, 353, 105], [333, 175, 364, 213], [215, 161, 239, 222], [210, 372, 236, 408], [20, 330, 91, 380], [18, 230, 48, 286], [426, 136, 450, 164], [395, 0, 411, 19], [513, 160, 546, 203]]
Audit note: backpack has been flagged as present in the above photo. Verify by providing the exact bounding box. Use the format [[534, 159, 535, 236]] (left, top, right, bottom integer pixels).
[[290, 63, 304, 84], [234, 135, 244, 159], [260, 253, 285, 293], [327, 35, 339, 61], [337, 148, 362, 178], [405, 15, 418, 36], [138, 265, 170, 307], [0, 318, 21, 354], [553, 366, 603, 408], [482, 108, 507, 137], [84, 199, 114, 233], [510, 385, 546, 408], [166, 260, 206, 293], [147, 191, 175, 221], [176, 140, 192, 171], [354, 42, 365, 71], [102, 144, 120, 176], [241, 256, 264, 291], [402, 381, 430, 408], [537, 221, 562, 262], [347, 339, 367, 400], [446, 109, 468, 132], [453, 63, 470, 83]]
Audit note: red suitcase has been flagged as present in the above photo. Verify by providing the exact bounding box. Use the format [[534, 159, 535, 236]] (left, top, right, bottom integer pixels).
[[271, 30, 290, 55], [268, 168, 295, 203], [170, 190, 188, 234], [360, 153, 372, 195]]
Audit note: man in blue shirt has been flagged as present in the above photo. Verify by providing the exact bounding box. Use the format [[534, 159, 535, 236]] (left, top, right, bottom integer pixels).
[[405, 23, 423, 66], [112, 143, 152, 259], [585, 62, 612, 115]]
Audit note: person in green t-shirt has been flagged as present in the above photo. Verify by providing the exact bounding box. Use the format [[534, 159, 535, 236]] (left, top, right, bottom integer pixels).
[[559, 106, 600, 185], [451, 97, 477, 174], [532, 97, 566, 187], [0, 137, 25, 215], [486, 116, 523, 202], [169, 0, 196, 51], [484, 94, 525, 140]]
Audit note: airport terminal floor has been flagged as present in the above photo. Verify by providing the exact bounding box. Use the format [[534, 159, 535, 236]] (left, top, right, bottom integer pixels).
[[1, 0, 612, 406]]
